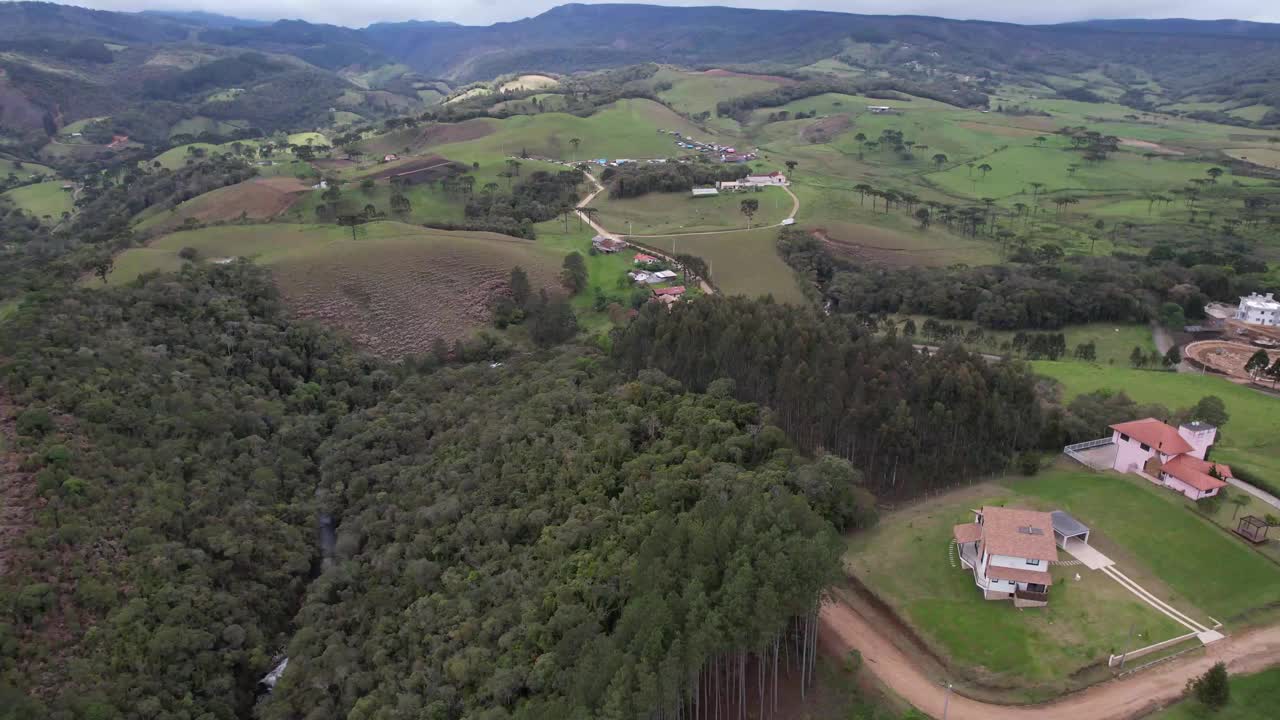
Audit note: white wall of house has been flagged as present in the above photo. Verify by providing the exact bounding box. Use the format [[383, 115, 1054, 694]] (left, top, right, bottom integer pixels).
[[1177, 425, 1215, 460], [989, 553, 1049, 571], [1111, 430, 1155, 472], [1159, 472, 1218, 500]]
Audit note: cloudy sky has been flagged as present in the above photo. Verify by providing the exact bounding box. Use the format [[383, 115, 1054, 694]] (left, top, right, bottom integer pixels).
[[29, 0, 1280, 28]]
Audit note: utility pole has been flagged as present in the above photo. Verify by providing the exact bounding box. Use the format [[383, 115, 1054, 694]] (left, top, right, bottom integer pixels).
[[941, 682, 953, 720]]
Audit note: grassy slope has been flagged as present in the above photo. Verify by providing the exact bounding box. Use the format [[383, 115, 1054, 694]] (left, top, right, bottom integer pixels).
[[2, 181, 73, 219], [0, 158, 55, 177], [1152, 666, 1280, 719], [662, 227, 806, 303], [592, 189, 791, 235], [104, 222, 558, 286], [1033, 362, 1280, 481]]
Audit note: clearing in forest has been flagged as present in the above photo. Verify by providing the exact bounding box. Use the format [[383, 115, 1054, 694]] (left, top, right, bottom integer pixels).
[[99, 222, 564, 358]]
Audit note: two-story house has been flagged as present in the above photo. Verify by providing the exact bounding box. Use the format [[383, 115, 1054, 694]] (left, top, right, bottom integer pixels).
[[953, 506, 1058, 608], [1109, 418, 1229, 500]]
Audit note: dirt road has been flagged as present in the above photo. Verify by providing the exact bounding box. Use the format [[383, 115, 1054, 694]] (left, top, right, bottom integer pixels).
[[574, 169, 717, 295], [820, 598, 1280, 719]]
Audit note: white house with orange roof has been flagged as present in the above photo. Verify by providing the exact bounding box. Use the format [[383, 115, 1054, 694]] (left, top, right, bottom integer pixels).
[[1066, 418, 1231, 500], [953, 506, 1058, 607]]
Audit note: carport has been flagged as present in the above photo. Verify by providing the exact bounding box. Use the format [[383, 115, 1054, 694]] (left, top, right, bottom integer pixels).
[[1051, 510, 1090, 548]]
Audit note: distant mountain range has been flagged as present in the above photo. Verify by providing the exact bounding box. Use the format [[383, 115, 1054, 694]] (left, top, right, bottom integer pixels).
[[0, 1, 1277, 145]]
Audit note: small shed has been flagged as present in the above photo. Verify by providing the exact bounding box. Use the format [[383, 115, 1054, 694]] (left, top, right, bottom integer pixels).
[[1050, 510, 1090, 548], [691, 187, 719, 197], [1235, 516, 1270, 544]]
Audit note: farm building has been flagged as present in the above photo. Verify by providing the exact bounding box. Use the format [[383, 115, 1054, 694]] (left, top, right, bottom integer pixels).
[[716, 181, 744, 191], [1066, 418, 1231, 500], [628, 270, 656, 284], [592, 236, 626, 253], [634, 254, 658, 265], [691, 187, 719, 197], [652, 270, 678, 280], [384, 154, 399, 162], [868, 105, 893, 113], [653, 286, 686, 298], [953, 506, 1057, 607], [745, 171, 788, 186], [1236, 292, 1279, 326]]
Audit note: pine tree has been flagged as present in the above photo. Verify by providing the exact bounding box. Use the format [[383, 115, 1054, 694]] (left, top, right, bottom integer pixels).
[[560, 252, 588, 295], [1190, 661, 1230, 709], [509, 266, 531, 307]]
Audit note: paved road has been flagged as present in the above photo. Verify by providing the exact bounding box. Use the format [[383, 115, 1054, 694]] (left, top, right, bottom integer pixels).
[[820, 596, 1280, 720], [1227, 477, 1280, 511]]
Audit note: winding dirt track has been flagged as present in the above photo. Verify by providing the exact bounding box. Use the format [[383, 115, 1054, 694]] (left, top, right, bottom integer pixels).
[[820, 599, 1280, 719]]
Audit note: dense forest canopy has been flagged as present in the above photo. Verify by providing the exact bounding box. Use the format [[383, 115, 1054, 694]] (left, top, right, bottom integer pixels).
[[0, 265, 865, 719]]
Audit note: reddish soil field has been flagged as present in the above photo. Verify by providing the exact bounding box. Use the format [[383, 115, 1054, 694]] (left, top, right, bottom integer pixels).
[[147, 177, 308, 230], [702, 68, 796, 85], [270, 232, 559, 359], [1185, 340, 1278, 379], [363, 155, 463, 182], [804, 114, 852, 143]]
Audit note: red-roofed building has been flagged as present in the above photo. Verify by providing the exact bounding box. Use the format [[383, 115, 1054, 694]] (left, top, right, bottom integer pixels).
[[652, 286, 686, 297], [1100, 418, 1227, 500], [952, 506, 1056, 607], [634, 253, 658, 265]]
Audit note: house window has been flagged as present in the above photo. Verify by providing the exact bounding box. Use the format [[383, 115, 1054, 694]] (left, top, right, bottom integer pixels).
[[1120, 433, 1130, 442], [1140, 443, 1150, 451], [1028, 559, 1041, 566]]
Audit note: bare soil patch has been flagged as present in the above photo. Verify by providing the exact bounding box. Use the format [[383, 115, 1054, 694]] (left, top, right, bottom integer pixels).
[[414, 119, 494, 148], [701, 68, 796, 85], [957, 121, 1045, 138], [1185, 340, 1278, 380], [363, 155, 463, 182], [803, 114, 852, 143], [271, 233, 559, 359], [146, 177, 308, 231], [1118, 138, 1185, 155]]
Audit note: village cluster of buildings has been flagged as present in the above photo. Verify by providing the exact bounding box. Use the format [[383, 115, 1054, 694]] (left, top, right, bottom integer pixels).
[[591, 239, 688, 307], [692, 171, 790, 197], [658, 130, 759, 163]]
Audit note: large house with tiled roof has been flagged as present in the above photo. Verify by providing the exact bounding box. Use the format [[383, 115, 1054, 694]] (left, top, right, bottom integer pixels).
[[953, 506, 1058, 607], [1108, 418, 1229, 500]]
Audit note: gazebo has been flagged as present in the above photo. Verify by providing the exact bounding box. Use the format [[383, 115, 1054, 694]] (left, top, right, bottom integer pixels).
[[1235, 516, 1270, 544]]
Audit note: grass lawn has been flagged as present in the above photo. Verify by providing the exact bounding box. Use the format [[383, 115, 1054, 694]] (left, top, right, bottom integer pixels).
[[656, 227, 807, 303], [1033, 362, 1280, 482], [895, 317, 1155, 366], [2, 181, 73, 220], [846, 478, 1186, 696], [532, 219, 648, 336], [846, 467, 1280, 696], [591, 188, 791, 235], [0, 158, 54, 177], [1151, 666, 1280, 719]]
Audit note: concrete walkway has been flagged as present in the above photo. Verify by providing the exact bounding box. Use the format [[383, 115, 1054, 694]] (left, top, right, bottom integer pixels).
[[1061, 538, 1114, 570], [1227, 477, 1280, 511]]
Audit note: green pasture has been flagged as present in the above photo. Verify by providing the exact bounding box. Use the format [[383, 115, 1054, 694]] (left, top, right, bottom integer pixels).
[[925, 146, 1264, 201], [658, 226, 806, 303], [287, 132, 329, 147], [2, 181, 73, 219], [61, 116, 107, 134], [591, 188, 791, 235], [168, 116, 248, 138], [429, 99, 707, 162], [1033, 362, 1280, 482], [894, 317, 1155, 366], [654, 68, 783, 127], [1153, 666, 1280, 719], [150, 139, 265, 170], [100, 221, 559, 287], [0, 158, 54, 178]]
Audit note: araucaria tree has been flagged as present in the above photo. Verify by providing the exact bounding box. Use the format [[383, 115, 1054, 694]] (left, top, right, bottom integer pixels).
[[741, 198, 759, 229]]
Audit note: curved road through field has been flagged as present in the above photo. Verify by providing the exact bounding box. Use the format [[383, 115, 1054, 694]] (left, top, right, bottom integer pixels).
[[820, 598, 1280, 720]]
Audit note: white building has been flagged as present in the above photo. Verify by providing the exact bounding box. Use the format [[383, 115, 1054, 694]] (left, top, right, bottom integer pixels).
[[1236, 292, 1280, 326], [1108, 418, 1228, 500], [953, 506, 1058, 607], [745, 171, 788, 186]]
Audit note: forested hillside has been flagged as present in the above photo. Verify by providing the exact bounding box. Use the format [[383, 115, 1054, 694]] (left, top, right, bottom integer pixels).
[[0, 264, 867, 718], [613, 297, 1045, 496]]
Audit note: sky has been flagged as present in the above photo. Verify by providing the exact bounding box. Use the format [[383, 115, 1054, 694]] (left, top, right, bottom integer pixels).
[[24, 0, 1280, 29]]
